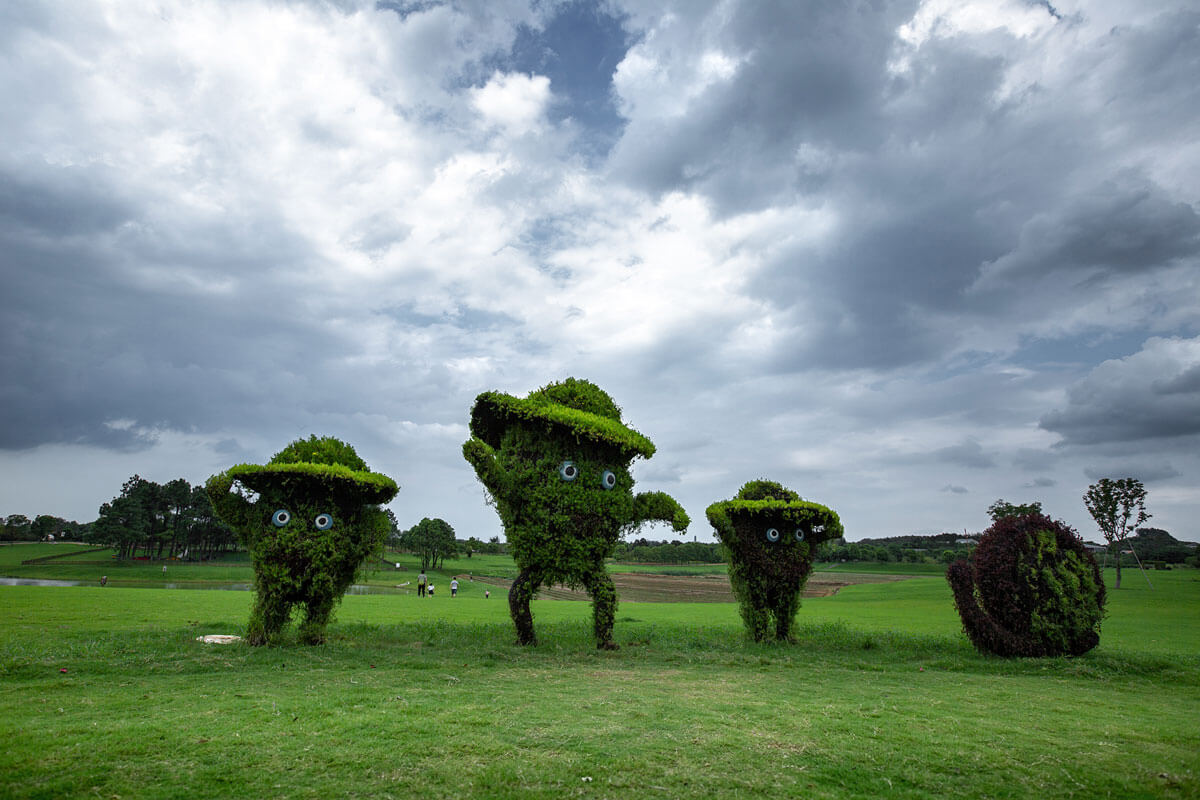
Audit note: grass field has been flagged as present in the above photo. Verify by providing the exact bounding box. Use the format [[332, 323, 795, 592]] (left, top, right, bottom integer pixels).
[[2, 549, 1198, 799]]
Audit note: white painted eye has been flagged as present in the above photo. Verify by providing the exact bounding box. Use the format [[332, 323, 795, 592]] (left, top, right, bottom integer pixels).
[[813, 524, 825, 535], [600, 470, 617, 490], [794, 528, 806, 542], [765, 528, 780, 542], [271, 509, 290, 527], [558, 461, 578, 481], [314, 513, 333, 530]]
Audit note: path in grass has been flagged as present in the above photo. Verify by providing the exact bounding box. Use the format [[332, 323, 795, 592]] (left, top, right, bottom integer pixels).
[[468, 570, 912, 602]]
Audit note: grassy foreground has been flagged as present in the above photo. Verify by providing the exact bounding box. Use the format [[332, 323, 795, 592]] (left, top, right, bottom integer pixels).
[[2, 571, 1198, 799]]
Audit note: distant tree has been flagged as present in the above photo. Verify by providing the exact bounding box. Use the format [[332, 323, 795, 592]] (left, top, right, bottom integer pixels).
[[988, 499, 1043, 523], [31, 515, 67, 541], [1084, 478, 1150, 589], [2, 514, 32, 542], [399, 517, 458, 570], [93, 476, 154, 558], [182, 485, 237, 560], [92, 475, 234, 560]]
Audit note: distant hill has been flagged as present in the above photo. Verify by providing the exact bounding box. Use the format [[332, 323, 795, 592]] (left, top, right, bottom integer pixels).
[[1124, 528, 1198, 564], [849, 532, 976, 550]]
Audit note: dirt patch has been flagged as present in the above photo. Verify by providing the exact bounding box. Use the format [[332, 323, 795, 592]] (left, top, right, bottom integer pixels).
[[471, 570, 912, 603]]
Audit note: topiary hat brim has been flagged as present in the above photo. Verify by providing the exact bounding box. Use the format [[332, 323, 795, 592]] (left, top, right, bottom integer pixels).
[[226, 462, 398, 505], [706, 499, 844, 539], [470, 389, 656, 459]]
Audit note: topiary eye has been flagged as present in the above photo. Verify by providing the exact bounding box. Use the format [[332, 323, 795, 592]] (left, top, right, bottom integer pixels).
[[600, 470, 617, 490], [813, 524, 825, 536], [794, 528, 806, 542], [271, 509, 291, 527], [314, 513, 333, 530], [558, 461, 578, 481], [765, 528, 780, 543]]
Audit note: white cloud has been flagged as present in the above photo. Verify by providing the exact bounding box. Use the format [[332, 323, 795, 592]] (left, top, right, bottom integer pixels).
[[896, 0, 1057, 51], [471, 71, 552, 134]]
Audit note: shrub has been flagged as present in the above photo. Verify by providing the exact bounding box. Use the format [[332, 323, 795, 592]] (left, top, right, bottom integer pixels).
[[947, 513, 1105, 657]]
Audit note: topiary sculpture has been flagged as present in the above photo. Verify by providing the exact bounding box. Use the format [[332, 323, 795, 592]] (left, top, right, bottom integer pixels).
[[206, 435, 398, 645], [707, 480, 843, 642], [463, 377, 690, 649], [947, 512, 1105, 657]]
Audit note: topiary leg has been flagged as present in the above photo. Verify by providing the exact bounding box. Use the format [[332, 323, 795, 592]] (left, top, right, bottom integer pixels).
[[298, 594, 334, 645], [740, 579, 771, 643], [773, 589, 800, 642], [509, 568, 540, 646], [586, 570, 619, 650], [248, 591, 290, 646]]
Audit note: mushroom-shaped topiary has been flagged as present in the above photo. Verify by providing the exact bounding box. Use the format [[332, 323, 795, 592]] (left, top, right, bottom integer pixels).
[[463, 378, 689, 649], [206, 435, 398, 645], [707, 480, 843, 642], [947, 512, 1105, 657]]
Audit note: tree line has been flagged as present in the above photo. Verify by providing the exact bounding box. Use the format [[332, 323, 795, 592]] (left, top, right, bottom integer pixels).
[[1, 514, 92, 542], [91, 475, 237, 560], [613, 539, 725, 564]]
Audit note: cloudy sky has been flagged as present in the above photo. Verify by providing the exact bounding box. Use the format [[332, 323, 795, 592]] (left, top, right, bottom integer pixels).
[[2, 0, 1198, 544]]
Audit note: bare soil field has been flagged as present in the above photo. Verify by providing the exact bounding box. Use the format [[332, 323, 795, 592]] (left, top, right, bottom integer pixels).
[[471, 570, 913, 603]]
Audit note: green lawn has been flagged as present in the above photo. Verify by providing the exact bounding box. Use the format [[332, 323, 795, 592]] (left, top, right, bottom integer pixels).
[[1, 567, 1197, 799]]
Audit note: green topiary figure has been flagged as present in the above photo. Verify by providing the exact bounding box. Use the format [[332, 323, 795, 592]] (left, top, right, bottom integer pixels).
[[947, 512, 1105, 657], [462, 378, 690, 649], [206, 435, 398, 645], [707, 480, 843, 642]]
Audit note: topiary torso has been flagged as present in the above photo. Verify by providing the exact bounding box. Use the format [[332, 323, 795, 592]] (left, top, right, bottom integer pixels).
[[947, 513, 1106, 657], [492, 424, 635, 583], [239, 484, 387, 606]]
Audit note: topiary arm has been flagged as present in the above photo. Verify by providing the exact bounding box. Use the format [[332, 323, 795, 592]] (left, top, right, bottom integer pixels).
[[205, 470, 255, 530], [462, 437, 505, 496], [632, 491, 690, 533]]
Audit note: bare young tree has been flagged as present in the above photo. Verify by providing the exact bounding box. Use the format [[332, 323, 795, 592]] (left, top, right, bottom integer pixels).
[[1083, 478, 1151, 589]]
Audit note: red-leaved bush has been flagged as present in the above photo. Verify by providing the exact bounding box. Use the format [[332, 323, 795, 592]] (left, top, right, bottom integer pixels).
[[948, 513, 1105, 657]]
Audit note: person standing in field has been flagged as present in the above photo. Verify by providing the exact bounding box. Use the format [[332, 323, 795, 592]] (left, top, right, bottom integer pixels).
[[417, 570, 427, 597], [450, 578, 459, 597]]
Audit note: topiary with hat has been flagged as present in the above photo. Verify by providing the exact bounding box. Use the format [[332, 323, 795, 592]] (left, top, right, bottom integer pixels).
[[463, 377, 689, 648], [207, 435, 398, 645], [707, 480, 843, 642]]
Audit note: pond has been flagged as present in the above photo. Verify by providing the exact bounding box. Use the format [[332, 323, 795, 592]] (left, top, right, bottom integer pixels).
[[0, 578, 81, 587]]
